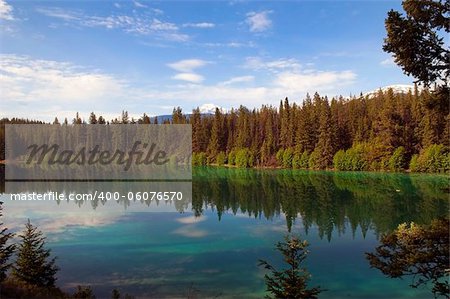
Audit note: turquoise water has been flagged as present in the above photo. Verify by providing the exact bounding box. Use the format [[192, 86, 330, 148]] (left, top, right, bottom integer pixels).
[[1, 168, 449, 298]]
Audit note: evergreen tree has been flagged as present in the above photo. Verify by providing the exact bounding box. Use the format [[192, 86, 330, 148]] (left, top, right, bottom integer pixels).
[[89, 112, 98, 124], [0, 201, 15, 282], [12, 220, 59, 288], [314, 98, 336, 169], [383, 0, 449, 87], [259, 235, 323, 299]]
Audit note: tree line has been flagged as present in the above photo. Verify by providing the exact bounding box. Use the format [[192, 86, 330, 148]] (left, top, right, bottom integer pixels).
[[1, 85, 449, 173], [189, 86, 448, 173]]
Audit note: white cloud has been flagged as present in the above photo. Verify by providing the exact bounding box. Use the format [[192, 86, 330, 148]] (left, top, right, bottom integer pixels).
[[0, 0, 14, 20], [274, 70, 356, 91], [1, 54, 357, 122], [141, 70, 356, 108], [244, 57, 301, 72], [36, 7, 188, 42], [172, 73, 204, 83], [133, 1, 147, 8], [36, 7, 81, 21], [167, 59, 209, 72], [203, 41, 255, 48], [152, 8, 164, 15], [0, 54, 128, 119], [220, 75, 254, 85], [183, 22, 215, 28], [114, 3, 121, 9], [380, 57, 396, 67], [176, 215, 207, 224], [149, 18, 177, 31], [246, 10, 272, 33]]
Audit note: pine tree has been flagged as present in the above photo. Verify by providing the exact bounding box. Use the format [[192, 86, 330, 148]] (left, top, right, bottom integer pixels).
[[258, 236, 323, 299], [207, 108, 223, 161], [89, 112, 98, 124], [0, 202, 15, 282], [12, 220, 59, 288], [314, 98, 335, 169], [98, 116, 106, 124]]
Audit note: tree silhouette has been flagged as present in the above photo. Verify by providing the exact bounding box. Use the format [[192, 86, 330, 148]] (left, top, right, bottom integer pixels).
[[12, 219, 59, 288], [259, 235, 323, 299], [366, 218, 449, 298], [0, 201, 15, 282], [383, 0, 449, 87]]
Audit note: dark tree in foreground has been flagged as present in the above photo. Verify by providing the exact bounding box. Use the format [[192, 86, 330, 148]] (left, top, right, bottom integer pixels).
[[12, 219, 59, 288], [72, 285, 96, 298], [366, 219, 449, 298], [0, 201, 15, 282], [259, 236, 323, 299], [383, 0, 449, 87]]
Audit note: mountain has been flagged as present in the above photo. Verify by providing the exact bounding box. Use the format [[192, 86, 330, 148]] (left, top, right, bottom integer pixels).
[[362, 84, 417, 98]]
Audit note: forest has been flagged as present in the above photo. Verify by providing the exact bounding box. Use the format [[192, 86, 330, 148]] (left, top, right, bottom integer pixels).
[[1, 85, 449, 174]]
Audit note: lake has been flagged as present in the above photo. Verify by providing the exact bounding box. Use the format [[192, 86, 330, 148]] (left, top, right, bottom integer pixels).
[[1, 168, 449, 298]]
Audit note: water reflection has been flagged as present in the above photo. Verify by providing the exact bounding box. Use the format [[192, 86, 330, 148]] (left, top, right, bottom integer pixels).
[[0, 167, 447, 298], [1, 167, 448, 241], [192, 168, 449, 239]]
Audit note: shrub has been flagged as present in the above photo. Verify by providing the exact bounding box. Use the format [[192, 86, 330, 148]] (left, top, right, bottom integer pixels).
[[192, 152, 207, 166], [389, 146, 406, 172], [228, 150, 236, 166], [292, 153, 301, 169], [235, 148, 254, 168], [347, 144, 367, 171], [333, 150, 346, 171], [409, 154, 419, 172], [410, 144, 449, 173], [276, 149, 284, 167], [282, 148, 294, 168], [299, 151, 310, 169], [216, 151, 226, 166], [308, 149, 320, 170]]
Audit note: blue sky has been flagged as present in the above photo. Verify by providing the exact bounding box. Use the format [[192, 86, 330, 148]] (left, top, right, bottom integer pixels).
[[0, 0, 412, 121]]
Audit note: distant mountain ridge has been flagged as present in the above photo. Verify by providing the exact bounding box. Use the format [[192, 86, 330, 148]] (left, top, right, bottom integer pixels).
[[154, 85, 419, 121], [362, 84, 418, 98]]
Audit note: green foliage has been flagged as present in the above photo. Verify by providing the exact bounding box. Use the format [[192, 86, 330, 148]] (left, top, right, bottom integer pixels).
[[367, 219, 449, 298], [276, 149, 284, 167], [292, 151, 310, 169], [333, 150, 346, 171], [388, 146, 407, 172], [192, 152, 207, 166], [409, 154, 419, 172], [383, 0, 449, 87], [299, 151, 310, 169], [235, 148, 254, 168], [410, 144, 449, 173], [308, 149, 320, 170], [216, 151, 226, 166], [0, 201, 15, 283], [282, 148, 294, 168], [258, 235, 323, 299], [292, 153, 301, 169], [347, 144, 368, 171], [228, 149, 237, 166], [12, 220, 59, 288]]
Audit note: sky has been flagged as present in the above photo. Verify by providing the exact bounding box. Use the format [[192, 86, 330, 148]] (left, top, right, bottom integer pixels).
[[0, 0, 413, 122]]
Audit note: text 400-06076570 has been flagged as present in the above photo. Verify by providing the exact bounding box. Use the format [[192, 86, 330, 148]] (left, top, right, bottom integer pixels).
[[9, 191, 184, 201]]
